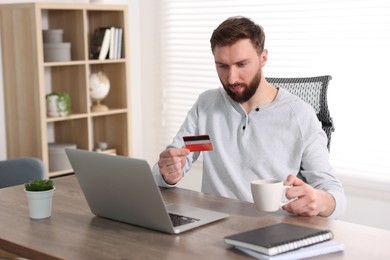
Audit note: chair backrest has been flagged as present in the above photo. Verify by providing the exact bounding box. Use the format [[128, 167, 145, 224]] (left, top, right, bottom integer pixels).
[[266, 75, 334, 151], [0, 157, 47, 188]]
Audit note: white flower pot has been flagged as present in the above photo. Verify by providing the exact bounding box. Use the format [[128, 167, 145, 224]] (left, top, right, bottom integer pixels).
[[46, 93, 71, 117], [25, 187, 55, 219]]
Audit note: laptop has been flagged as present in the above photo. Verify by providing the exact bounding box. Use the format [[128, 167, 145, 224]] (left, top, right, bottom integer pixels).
[[65, 148, 229, 234]]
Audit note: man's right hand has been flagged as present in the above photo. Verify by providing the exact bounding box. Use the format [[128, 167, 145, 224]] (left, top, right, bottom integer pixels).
[[157, 148, 190, 185]]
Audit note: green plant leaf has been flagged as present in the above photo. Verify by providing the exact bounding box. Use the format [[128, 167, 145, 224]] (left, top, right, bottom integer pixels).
[[25, 178, 54, 191]]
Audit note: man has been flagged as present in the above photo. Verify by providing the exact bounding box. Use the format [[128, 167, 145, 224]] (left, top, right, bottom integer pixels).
[[152, 16, 346, 219]]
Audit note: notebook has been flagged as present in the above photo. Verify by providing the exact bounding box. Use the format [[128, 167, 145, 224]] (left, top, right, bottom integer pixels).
[[65, 148, 229, 234], [224, 223, 334, 256], [235, 240, 344, 260]]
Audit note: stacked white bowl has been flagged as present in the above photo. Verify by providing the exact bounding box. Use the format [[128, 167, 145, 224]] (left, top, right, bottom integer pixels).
[[43, 29, 71, 62]]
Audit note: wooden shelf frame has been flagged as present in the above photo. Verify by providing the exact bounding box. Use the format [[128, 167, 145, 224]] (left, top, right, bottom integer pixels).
[[0, 3, 132, 177]]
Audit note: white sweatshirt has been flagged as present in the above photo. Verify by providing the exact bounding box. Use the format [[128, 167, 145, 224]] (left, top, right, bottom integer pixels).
[[153, 87, 346, 219]]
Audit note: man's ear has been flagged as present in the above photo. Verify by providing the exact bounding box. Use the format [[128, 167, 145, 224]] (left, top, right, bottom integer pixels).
[[260, 49, 268, 67]]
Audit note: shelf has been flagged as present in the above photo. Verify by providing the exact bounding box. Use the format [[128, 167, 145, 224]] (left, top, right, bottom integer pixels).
[[90, 108, 128, 117], [46, 113, 89, 123], [44, 61, 87, 67], [0, 3, 131, 178], [46, 109, 128, 123], [88, 58, 126, 64]]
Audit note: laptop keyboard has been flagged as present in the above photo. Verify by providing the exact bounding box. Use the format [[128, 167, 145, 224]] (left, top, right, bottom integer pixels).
[[169, 213, 200, 227]]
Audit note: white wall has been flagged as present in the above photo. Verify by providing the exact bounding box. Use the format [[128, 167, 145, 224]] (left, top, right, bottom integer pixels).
[[137, 0, 163, 164], [341, 184, 390, 230], [1, 0, 389, 231]]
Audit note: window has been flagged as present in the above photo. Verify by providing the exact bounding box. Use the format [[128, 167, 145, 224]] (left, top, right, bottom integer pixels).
[[160, 0, 390, 186]]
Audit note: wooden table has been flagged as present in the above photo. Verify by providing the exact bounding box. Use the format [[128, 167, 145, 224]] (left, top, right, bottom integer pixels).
[[1, 175, 390, 260]]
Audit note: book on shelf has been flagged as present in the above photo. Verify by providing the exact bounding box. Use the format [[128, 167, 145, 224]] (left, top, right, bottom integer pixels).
[[235, 240, 344, 260], [90, 27, 107, 59], [90, 26, 123, 60], [115, 27, 123, 59], [98, 28, 111, 60], [109, 26, 116, 59], [224, 223, 334, 256]]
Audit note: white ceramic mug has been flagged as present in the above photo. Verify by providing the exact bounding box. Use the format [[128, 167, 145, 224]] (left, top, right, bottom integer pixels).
[[251, 179, 295, 212]]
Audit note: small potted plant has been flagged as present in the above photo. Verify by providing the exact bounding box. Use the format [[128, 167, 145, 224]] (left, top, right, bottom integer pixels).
[[24, 178, 55, 219], [46, 91, 71, 117]]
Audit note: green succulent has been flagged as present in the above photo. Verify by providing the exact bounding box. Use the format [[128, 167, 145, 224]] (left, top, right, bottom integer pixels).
[[25, 179, 54, 191], [46, 92, 71, 116]]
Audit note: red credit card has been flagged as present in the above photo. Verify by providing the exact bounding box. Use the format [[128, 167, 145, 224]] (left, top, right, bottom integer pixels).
[[183, 134, 213, 152]]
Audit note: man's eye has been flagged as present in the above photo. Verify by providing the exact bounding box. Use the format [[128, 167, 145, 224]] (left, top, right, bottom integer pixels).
[[237, 62, 246, 67]]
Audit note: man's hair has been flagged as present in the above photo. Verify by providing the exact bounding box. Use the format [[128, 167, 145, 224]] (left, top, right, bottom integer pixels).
[[210, 16, 265, 55]]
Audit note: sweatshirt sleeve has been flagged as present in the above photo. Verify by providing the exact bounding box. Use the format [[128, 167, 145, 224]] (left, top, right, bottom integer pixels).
[[152, 162, 177, 188], [151, 94, 206, 188], [296, 101, 346, 219]]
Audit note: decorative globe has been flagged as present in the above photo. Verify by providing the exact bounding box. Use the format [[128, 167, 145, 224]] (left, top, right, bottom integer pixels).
[[89, 71, 110, 112]]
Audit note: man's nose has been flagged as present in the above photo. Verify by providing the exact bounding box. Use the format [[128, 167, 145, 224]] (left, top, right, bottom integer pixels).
[[227, 67, 239, 85]]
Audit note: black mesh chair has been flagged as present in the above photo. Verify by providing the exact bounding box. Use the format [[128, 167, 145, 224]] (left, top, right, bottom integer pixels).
[[266, 75, 334, 151]]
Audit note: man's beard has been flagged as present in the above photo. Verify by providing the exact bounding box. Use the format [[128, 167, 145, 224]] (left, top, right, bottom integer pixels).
[[222, 70, 261, 103]]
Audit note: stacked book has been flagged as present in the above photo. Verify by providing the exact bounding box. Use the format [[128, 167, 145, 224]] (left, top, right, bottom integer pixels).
[[224, 223, 344, 259], [90, 26, 123, 60]]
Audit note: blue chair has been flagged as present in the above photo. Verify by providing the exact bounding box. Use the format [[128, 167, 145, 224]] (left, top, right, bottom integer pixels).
[[0, 157, 48, 258], [0, 157, 47, 188]]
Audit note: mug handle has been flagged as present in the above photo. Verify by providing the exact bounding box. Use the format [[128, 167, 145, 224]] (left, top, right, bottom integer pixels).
[[280, 185, 298, 206]]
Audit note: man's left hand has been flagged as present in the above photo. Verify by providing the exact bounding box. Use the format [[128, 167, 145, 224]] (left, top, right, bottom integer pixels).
[[283, 174, 336, 217]]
